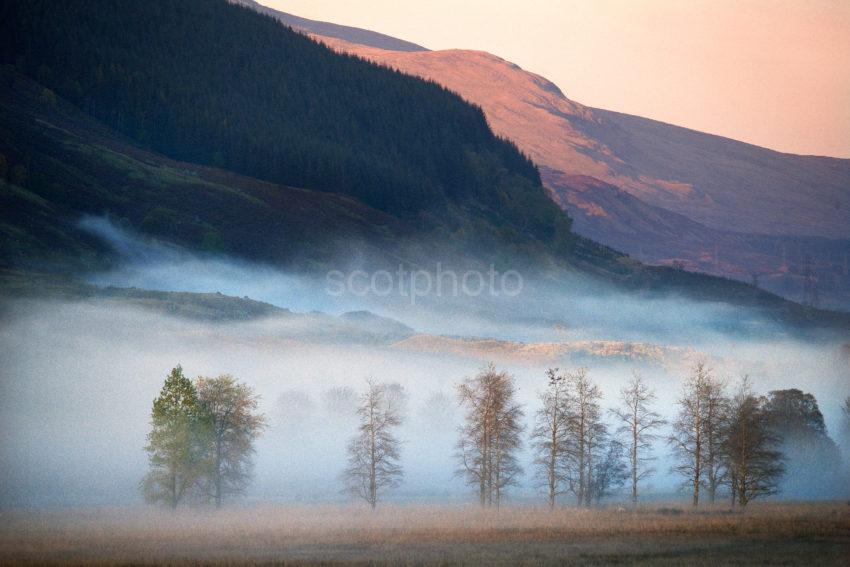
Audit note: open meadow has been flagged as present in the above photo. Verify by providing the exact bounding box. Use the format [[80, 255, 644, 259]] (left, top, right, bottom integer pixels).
[[1, 502, 848, 566]]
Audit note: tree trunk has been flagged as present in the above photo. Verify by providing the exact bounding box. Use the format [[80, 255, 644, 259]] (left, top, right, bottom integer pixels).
[[692, 396, 702, 508], [729, 471, 737, 509], [548, 429, 557, 510], [215, 437, 223, 508], [631, 419, 638, 505], [369, 406, 377, 510], [577, 414, 585, 507]]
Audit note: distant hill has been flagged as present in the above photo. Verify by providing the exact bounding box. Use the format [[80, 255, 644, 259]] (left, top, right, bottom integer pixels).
[[306, 34, 850, 310], [307, 37, 850, 239], [0, 0, 544, 223], [0, 271, 415, 342], [1, 0, 848, 331], [230, 0, 428, 52]]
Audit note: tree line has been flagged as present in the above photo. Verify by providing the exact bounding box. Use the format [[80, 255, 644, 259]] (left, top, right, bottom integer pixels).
[[143, 363, 849, 509]]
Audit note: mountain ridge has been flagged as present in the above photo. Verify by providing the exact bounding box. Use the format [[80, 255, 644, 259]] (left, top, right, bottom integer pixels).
[[0, 65, 844, 332], [310, 37, 850, 240], [2, 0, 849, 332], [229, 0, 428, 52], [267, 26, 850, 309]]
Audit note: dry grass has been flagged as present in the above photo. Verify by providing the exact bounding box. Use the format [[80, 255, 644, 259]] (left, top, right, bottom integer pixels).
[[1, 502, 848, 565]]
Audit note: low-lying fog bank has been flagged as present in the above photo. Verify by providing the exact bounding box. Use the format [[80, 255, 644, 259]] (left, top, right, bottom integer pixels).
[[1, 218, 848, 507], [1, 295, 847, 508], [77, 215, 807, 345]]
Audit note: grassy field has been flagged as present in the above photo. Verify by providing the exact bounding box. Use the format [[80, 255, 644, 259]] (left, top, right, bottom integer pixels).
[[0, 502, 848, 565]]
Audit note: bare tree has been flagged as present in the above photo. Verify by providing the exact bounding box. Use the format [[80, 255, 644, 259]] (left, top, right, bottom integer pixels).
[[701, 374, 729, 503], [419, 391, 456, 428], [195, 375, 267, 508], [384, 382, 409, 418], [530, 366, 625, 509], [563, 367, 605, 507], [322, 386, 358, 421], [669, 362, 710, 507], [612, 372, 665, 505], [531, 368, 570, 509], [588, 436, 628, 505], [723, 377, 783, 508], [456, 363, 524, 508], [343, 379, 404, 509]]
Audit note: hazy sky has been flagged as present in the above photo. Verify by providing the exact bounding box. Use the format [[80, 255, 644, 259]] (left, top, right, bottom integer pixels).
[[258, 0, 850, 158]]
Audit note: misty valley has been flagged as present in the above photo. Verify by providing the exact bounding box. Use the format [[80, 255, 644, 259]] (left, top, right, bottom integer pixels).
[[2, 249, 849, 563], [2, 265, 848, 509], [1, 0, 850, 565], [2, 220, 849, 510]]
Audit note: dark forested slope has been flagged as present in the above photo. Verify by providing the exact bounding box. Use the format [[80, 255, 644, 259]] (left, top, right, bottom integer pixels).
[[0, 0, 556, 232], [0, 69, 403, 269]]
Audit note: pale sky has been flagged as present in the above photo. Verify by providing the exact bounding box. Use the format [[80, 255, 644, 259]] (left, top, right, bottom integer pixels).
[[257, 0, 850, 158]]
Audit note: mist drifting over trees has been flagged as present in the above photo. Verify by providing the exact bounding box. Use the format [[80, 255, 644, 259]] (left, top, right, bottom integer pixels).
[[141, 368, 266, 508], [456, 364, 524, 507], [0, 214, 847, 510], [343, 380, 405, 509], [612, 373, 666, 505], [127, 354, 849, 512]]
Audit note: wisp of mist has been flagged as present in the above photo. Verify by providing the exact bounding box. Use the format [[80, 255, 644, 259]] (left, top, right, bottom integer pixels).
[[0, 217, 847, 507]]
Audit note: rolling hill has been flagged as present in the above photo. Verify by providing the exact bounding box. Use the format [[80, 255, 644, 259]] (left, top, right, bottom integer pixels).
[[1, 0, 848, 332], [244, 9, 850, 310], [230, 0, 427, 52]]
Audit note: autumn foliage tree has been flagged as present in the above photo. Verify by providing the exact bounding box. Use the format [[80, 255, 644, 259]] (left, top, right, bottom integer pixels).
[[723, 377, 783, 508], [195, 375, 267, 508], [456, 364, 524, 508]]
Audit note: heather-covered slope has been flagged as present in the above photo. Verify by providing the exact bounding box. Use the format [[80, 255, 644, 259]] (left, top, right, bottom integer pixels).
[[311, 38, 850, 240], [304, 34, 850, 309], [542, 170, 850, 306]]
